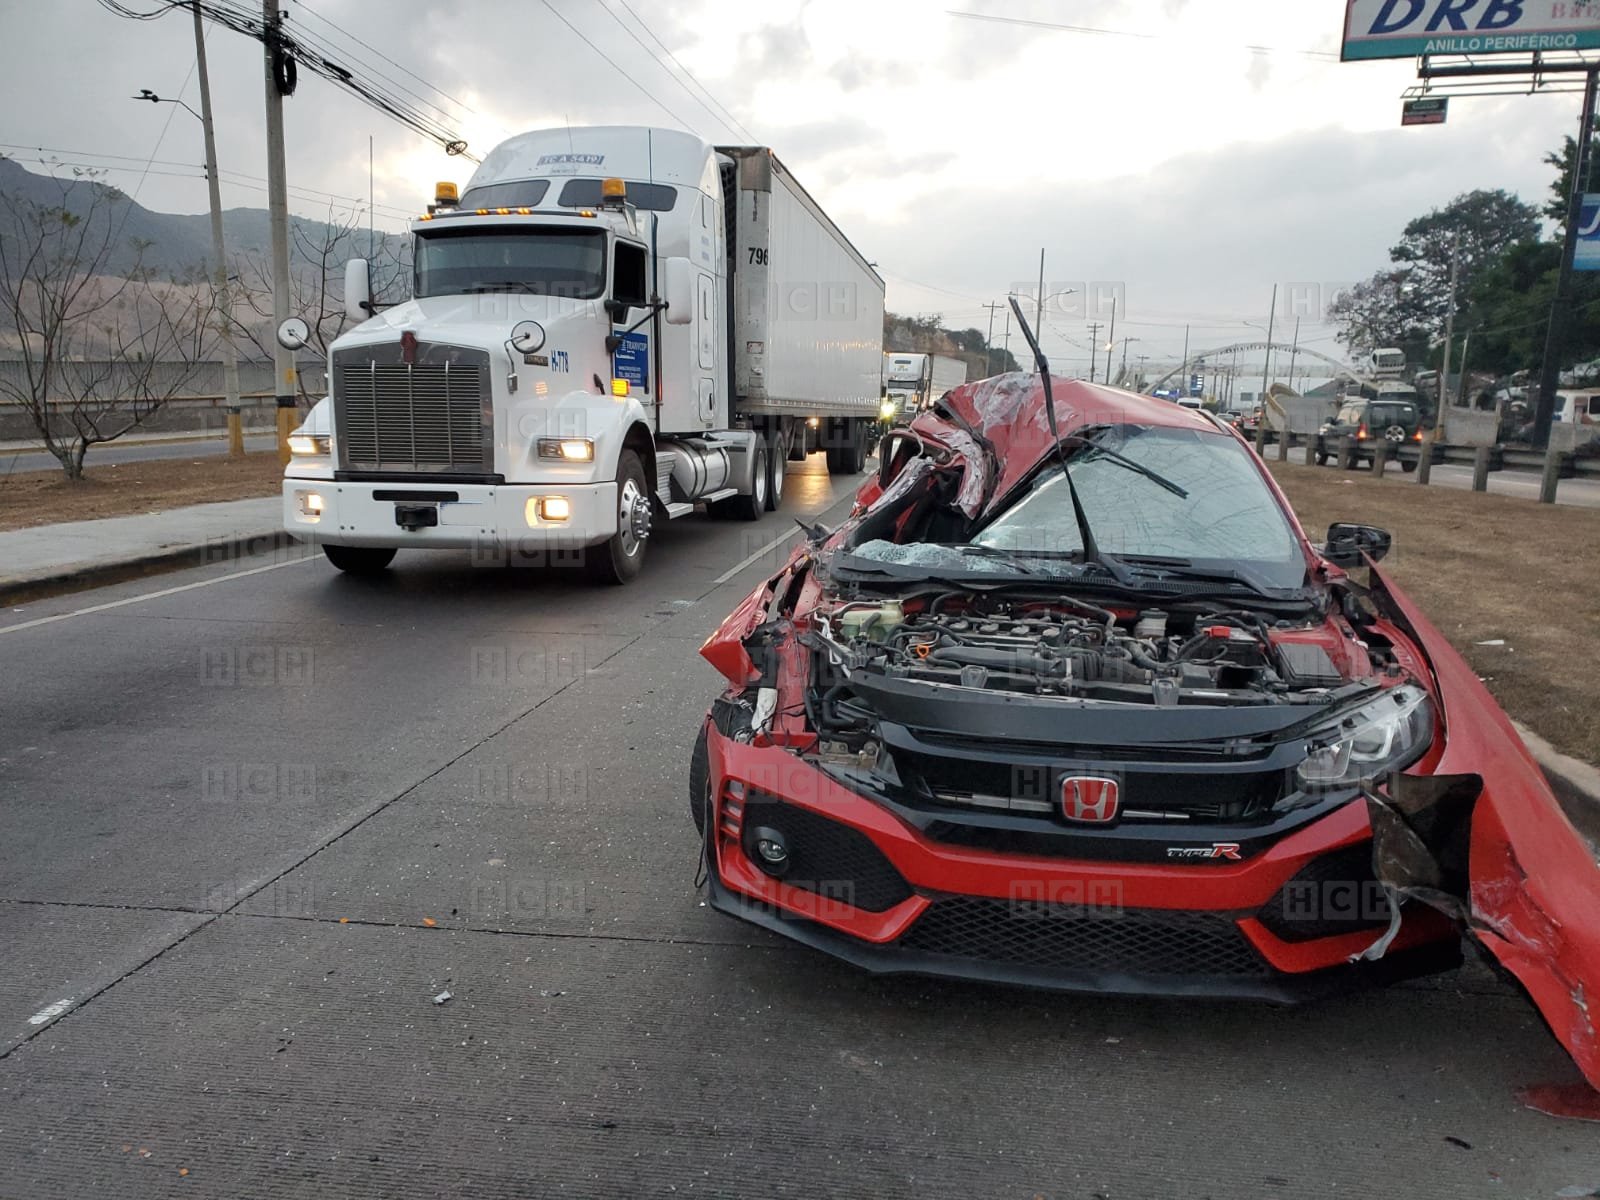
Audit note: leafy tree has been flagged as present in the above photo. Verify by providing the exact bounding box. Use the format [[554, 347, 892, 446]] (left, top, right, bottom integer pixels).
[[1542, 134, 1600, 232], [1389, 189, 1540, 337], [1330, 190, 1541, 366]]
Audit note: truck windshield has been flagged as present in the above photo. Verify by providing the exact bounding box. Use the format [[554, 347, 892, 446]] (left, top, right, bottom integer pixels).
[[414, 227, 607, 299]]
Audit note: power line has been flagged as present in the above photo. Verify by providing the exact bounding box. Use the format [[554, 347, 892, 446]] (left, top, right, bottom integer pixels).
[[0, 142, 415, 219], [96, 0, 481, 161], [536, 0, 700, 134], [946, 10, 1339, 61], [610, 0, 760, 143], [596, 2, 745, 142]]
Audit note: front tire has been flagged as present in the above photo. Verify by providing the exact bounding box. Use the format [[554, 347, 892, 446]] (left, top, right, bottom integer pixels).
[[587, 449, 650, 585], [323, 545, 396, 575], [826, 419, 866, 475], [1401, 459, 1417, 473]]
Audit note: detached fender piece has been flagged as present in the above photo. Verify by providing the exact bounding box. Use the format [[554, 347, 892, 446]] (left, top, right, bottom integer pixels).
[[1369, 562, 1600, 1092]]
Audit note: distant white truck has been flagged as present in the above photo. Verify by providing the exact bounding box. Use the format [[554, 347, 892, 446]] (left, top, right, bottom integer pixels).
[[279, 125, 885, 583], [881, 352, 968, 424]]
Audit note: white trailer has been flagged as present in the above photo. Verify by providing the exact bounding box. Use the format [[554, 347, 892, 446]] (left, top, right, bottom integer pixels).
[[279, 126, 885, 583]]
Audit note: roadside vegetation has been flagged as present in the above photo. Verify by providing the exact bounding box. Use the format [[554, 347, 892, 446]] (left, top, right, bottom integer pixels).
[[0, 451, 282, 530], [1269, 460, 1599, 766]]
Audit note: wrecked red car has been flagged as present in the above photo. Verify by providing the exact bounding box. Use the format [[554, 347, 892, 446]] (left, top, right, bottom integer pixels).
[[694, 367, 1600, 1090]]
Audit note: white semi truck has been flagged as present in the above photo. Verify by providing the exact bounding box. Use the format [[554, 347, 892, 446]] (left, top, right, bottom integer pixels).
[[881, 352, 968, 424], [279, 126, 885, 583]]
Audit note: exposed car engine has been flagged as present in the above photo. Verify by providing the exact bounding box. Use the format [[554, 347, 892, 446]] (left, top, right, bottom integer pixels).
[[815, 595, 1349, 709]]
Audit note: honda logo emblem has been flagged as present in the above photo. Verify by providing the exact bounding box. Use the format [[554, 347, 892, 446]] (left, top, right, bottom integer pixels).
[[1061, 775, 1120, 824]]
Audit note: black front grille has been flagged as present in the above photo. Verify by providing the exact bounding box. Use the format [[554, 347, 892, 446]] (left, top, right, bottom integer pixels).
[[742, 795, 912, 913], [1256, 843, 1395, 943], [898, 898, 1267, 977], [334, 346, 490, 473]]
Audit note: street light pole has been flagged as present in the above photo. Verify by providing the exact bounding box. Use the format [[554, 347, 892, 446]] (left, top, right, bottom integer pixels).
[[189, 4, 244, 458], [263, 0, 296, 466]]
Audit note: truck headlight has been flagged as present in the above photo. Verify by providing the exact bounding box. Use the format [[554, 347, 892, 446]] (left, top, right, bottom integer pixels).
[[537, 438, 595, 462], [1296, 684, 1434, 790], [879, 399, 897, 420], [288, 433, 331, 457]]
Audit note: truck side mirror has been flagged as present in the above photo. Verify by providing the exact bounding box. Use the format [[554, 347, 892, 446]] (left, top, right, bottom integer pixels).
[[663, 257, 693, 326], [1323, 522, 1392, 567], [344, 258, 372, 324]]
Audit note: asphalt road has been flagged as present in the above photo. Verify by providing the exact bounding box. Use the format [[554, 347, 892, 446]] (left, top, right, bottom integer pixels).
[[1, 434, 279, 475], [0, 456, 1594, 1199]]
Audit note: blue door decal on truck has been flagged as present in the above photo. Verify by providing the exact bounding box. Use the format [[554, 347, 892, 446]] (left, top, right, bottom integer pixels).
[[613, 331, 649, 389]]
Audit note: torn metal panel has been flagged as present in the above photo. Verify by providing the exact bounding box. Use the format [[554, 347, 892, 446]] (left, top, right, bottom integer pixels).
[[1370, 562, 1600, 1093]]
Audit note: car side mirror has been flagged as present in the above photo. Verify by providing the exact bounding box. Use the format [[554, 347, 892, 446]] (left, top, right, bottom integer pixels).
[[663, 256, 693, 326], [1323, 522, 1392, 567]]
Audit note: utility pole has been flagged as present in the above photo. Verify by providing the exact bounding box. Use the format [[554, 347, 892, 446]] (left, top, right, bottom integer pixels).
[[264, 0, 296, 466], [1255, 284, 1277, 454], [1086, 322, 1102, 383], [1179, 324, 1190, 399], [1534, 66, 1599, 453], [1420, 229, 1459, 487], [1104, 295, 1117, 387], [982, 301, 1003, 376], [1286, 316, 1301, 392], [188, 2, 244, 459], [1034, 248, 1046, 335], [1002, 307, 1011, 372]]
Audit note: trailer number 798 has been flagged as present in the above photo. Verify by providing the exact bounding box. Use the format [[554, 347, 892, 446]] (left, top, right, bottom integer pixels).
[[747, 248, 768, 266]]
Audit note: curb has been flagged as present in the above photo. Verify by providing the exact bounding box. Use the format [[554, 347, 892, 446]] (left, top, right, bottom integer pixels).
[[0, 528, 297, 607], [1515, 720, 1600, 850]]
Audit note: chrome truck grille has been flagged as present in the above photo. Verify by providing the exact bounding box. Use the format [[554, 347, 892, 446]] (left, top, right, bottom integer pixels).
[[332, 343, 494, 475]]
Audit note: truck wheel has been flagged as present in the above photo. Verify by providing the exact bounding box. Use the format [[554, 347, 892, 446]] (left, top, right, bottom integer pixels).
[[787, 423, 809, 461], [323, 545, 396, 574], [827, 419, 866, 475], [689, 722, 710, 835], [763, 430, 785, 511], [587, 449, 651, 584], [714, 438, 768, 521]]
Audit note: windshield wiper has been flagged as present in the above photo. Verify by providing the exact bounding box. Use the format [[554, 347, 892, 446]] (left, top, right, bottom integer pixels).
[[1116, 554, 1301, 597], [1062, 433, 1189, 499], [1006, 298, 1134, 587]]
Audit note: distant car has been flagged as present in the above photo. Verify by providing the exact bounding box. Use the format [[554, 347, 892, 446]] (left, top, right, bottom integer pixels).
[[1233, 405, 1276, 444], [1316, 397, 1422, 471], [1176, 396, 1204, 410]]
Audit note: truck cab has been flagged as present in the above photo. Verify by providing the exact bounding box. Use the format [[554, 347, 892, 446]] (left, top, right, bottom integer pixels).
[[281, 126, 884, 583]]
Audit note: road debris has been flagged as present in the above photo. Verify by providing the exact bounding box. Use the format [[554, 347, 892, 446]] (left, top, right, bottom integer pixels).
[[432, 990, 453, 1005]]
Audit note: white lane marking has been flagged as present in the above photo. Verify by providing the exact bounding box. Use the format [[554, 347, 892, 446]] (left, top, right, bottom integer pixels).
[[0, 556, 316, 637], [710, 528, 801, 588], [28, 998, 72, 1025]]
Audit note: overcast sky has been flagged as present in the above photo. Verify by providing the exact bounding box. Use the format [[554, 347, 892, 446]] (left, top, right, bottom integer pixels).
[[0, 0, 1581, 377]]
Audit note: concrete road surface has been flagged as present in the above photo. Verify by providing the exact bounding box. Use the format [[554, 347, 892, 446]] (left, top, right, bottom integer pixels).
[[1, 433, 279, 475], [0, 456, 1593, 1199]]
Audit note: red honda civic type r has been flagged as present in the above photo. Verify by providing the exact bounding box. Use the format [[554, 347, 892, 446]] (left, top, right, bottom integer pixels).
[[691, 371, 1600, 1090]]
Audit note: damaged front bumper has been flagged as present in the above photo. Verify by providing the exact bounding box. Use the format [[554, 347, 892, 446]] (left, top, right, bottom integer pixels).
[[701, 725, 1461, 1004]]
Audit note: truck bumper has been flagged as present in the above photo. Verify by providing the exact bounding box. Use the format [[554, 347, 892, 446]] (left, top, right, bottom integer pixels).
[[282, 478, 618, 553]]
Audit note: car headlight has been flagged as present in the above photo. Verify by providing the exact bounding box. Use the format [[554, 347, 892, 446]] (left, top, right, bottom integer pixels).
[[288, 433, 331, 457], [1296, 684, 1434, 790]]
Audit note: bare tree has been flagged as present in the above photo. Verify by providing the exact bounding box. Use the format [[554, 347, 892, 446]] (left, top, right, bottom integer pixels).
[[230, 204, 411, 394], [0, 169, 219, 479]]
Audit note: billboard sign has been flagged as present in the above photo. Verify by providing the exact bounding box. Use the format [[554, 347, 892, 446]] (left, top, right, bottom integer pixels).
[[1575, 194, 1600, 272], [1342, 0, 1600, 61]]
